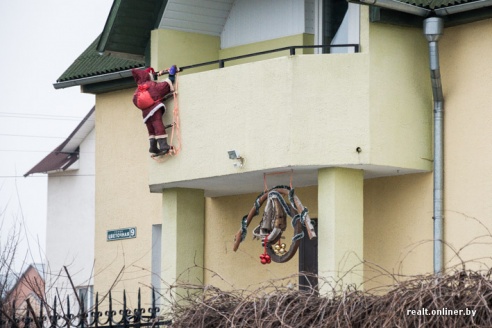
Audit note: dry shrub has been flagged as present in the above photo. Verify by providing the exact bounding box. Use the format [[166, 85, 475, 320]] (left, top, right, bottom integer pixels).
[[169, 270, 492, 328]]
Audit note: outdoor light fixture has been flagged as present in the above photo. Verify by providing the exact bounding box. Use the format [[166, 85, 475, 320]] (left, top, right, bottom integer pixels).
[[228, 150, 244, 168]]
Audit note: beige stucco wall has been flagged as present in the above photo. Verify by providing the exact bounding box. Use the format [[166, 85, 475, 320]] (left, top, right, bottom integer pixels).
[[94, 89, 162, 305], [151, 29, 220, 74], [149, 53, 372, 187], [204, 186, 318, 290], [151, 29, 316, 72], [318, 168, 364, 289], [363, 17, 492, 286], [219, 33, 315, 66], [364, 173, 433, 288], [368, 22, 432, 171], [439, 18, 492, 271]]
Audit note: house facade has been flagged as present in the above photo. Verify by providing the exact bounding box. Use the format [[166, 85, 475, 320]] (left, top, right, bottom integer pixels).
[[25, 108, 96, 311], [1, 264, 45, 317], [54, 0, 492, 305]]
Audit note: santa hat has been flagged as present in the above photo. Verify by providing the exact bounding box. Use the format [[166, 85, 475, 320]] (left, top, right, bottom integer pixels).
[[145, 67, 157, 81]]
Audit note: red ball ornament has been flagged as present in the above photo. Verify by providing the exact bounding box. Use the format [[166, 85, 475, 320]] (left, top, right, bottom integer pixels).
[[261, 258, 267, 264]]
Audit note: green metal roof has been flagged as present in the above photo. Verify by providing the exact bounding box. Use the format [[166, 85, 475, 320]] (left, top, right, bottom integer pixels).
[[54, 0, 165, 93], [56, 36, 144, 83], [97, 0, 166, 59]]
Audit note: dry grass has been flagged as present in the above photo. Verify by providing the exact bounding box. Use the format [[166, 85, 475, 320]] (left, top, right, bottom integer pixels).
[[169, 270, 492, 327]]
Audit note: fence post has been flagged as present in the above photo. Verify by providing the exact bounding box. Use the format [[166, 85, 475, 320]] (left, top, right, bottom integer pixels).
[[133, 289, 141, 328], [65, 297, 72, 328], [37, 301, 44, 328], [122, 291, 129, 328], [94, 293, 100, 328], [151, 288, 160, 328], [80, 293, 86, 328], [50, 298, 57, 328], [150, 288, 156, 321], [22, 303, 32, 328]]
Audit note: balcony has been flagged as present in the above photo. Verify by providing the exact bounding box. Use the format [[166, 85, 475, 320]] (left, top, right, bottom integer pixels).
[[149, 44, 432, 196]]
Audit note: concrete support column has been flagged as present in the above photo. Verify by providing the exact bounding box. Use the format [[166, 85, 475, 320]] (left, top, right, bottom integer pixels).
[[161, 188, 205, 303], [318, 168, 364, 289]]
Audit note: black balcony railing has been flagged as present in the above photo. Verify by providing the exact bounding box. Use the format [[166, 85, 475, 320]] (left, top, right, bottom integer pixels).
[[0, 289, 170, 328], [178, 44, 360, 71]]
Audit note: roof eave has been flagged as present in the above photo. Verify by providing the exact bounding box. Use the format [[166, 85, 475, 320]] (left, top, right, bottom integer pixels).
[[348, 0, 431, 16], [24, 108, 95, 177], [357, 0, 492, 26], [53, 69, 136, 90], [435, 0, 492, 15]]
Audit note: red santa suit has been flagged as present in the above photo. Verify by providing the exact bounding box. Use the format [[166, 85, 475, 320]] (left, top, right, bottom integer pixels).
[[131, 68, 174, 154]]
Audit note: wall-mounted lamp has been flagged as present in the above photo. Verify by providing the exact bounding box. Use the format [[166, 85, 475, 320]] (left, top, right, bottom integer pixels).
[[228, 150, 244, 168]]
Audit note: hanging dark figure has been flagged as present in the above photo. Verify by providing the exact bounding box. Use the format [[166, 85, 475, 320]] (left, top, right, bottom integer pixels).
[[131, 65, 178, 156]]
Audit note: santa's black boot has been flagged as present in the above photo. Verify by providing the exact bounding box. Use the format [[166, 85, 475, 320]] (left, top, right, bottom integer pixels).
[[149, 138, 160, 154], [157, 138, 171, 154]]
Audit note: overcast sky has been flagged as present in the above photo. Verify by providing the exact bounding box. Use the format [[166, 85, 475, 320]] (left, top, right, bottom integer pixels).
[[0, 0, 113, 271]]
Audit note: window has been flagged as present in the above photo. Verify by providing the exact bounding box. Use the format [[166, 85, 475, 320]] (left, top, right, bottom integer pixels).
[[315, 0, 360, 53], [322, 0, 348, 47], [76, 285, 93, 311]]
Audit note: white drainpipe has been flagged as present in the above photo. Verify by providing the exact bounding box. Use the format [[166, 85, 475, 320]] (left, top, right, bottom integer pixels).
[[423, 17, 444, 275]]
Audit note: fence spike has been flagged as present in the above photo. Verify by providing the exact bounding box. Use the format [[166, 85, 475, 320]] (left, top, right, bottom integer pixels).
[[137, 288, 141, 312], [80, 291, 86, 328], [108, 291, 114, 328], [135, 288, 142, 328], [95, 292, 100, 328], [151, 287, 156, 319], [123, 290, 128, 328], [80, 291, 85, 313], [12, 300, 16, 324], [67, 296, 71, 317], [39, 299, 44, 323], [50, 297, 58, 328]]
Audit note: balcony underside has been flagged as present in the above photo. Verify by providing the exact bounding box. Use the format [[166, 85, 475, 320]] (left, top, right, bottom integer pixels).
[[149, 164, 428, 197]]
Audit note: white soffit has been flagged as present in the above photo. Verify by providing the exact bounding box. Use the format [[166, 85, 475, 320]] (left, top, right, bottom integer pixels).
[[62, 110, 95, 153], [158, 0, 235, 36]]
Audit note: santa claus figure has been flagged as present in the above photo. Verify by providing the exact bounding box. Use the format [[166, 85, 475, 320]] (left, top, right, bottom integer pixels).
[[131, 65, 178, 156]]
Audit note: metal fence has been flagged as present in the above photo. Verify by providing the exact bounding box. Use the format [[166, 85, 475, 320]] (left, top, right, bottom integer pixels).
[[0, 289, 170, 328], [178, 43, 360, 71]]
